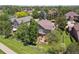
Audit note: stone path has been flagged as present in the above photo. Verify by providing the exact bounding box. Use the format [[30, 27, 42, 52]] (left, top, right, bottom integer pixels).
[[0, 43, 16, 54]]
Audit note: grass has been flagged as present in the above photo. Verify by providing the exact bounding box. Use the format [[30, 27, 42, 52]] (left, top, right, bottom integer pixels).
[[62, 31, 76, 47], [0, 49, 5, 54], [0, 36, 44, 54]]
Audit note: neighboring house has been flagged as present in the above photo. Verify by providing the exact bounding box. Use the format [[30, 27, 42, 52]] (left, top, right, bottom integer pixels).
[[38, 19, 55, 35], [70, 23, 79, 41], [65, 11, 79, 20], [24, 8, 33, 12], [66, 20, 75, 31], [10, 16, 32, 31], [24, 8, 33, 15]]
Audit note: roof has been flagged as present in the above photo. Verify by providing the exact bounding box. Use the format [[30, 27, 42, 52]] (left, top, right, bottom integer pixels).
[[38, 20, 54, 30], [65, 11, 79, 17], [38, 28, 46, 35], [73, 23, 79, 31], [10, 16, 32, 24]]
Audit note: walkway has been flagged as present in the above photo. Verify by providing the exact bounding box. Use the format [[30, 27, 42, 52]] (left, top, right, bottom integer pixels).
[[0, 43, 16, 54]]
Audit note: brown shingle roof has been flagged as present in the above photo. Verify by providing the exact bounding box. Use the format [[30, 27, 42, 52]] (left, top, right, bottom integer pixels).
[[38, 20, 54, 30]]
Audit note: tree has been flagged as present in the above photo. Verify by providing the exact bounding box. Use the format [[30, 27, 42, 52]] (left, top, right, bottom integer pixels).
[[39, 11, 47, 19], [32, 10, 40, 19], [15, 19, 38, 45], [34, 7, 41, 11], [0, 14, 12, 38], [58, 6, 71, 16], [2, 6, 23, 15], [28, 19, 38, 45], [15, 23, 29, 44], [56, 16, 67, 31]]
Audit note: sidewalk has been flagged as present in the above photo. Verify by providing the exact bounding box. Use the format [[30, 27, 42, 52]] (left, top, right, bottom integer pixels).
[[0, 43, 16, 54]]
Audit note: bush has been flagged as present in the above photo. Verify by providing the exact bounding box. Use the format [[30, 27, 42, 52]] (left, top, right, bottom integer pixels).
[[65, 43, 79, 54], [46, 29, 74, 54], [46, 29, 63, 44], [38, 43, 66, 54], [16, 11, 29, 18], [47, 43, 66, 54]]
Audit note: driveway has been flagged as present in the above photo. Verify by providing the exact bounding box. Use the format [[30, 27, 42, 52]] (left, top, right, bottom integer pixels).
[[0, 43, 16, 54]]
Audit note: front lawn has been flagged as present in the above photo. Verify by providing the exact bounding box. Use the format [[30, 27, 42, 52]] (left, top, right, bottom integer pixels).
[[0, 36, 44, 54]]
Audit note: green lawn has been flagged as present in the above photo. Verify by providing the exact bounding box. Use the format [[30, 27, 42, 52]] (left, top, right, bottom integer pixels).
[[0, 49, 5, 54], [62, 31, 76, 47], [0, 36, 44, 54]]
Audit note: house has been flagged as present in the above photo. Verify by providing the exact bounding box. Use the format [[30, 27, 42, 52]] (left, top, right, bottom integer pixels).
[[70, 23, 79, 41], [37, 19, 55, 44], [66, 20, 75, 32], [38, 19, 55, 35], [65, 11, 79, 21], [10, 16, 32, 31]]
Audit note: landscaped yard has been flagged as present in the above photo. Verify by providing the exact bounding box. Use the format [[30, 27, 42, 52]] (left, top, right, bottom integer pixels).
[[0, 49, 5, 54], [0, 31, 75, 54], [0, 36, 44, 54]]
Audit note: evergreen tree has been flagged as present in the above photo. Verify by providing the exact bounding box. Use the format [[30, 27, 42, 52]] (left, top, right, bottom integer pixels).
[[28, 19, 38, 44]]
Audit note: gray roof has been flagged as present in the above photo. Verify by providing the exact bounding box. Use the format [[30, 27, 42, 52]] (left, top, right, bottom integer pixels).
[[38, 28, 46, 35], [10, 16, 32, 24]]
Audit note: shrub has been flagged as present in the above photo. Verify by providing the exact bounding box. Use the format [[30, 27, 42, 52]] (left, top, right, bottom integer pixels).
[[47, 43, 66, 54], [38, 43, 66, 54], [46, 29, 63, 44], [65, 43, 79, 54]]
